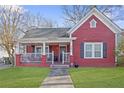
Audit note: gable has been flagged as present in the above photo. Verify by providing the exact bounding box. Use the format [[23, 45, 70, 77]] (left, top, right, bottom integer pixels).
[[72, 15, 115, 38], [72, 15, 114, 36], [68, 8, 122, 36]]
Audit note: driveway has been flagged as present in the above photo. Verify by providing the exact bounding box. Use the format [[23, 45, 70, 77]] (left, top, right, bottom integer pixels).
[[0, 63, 12, 70]]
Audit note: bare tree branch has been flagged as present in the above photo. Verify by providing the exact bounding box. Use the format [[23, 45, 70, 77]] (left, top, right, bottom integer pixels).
[[0, 5, 58, 66], [62, 5, 124, 27], [0, 5, 24, 66]]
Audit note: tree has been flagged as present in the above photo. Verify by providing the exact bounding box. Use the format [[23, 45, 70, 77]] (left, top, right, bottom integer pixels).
[[0, 5, 25, 66], [0, 5, 57, 66], [23, 12, 58, 29], [116, 36, 124, 65], [62, 5, 124, 27]]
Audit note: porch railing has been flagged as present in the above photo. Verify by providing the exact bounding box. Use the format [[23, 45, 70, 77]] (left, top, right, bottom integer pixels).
[[62, 51, 70, 64], [20, 53, 42, 63], [46, 51, 54, 64]]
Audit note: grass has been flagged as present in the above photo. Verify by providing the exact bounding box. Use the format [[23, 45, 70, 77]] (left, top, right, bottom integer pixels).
[[0, 67, 50, 88], [69, 67, 124, 88]]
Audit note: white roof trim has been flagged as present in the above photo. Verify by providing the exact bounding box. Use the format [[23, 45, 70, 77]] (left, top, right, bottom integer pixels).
[[68, 8, 122, 34], [90, 19, 97, 24], [18, 37, 76, 43]]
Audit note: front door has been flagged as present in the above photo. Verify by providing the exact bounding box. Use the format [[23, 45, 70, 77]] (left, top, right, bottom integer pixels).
[[60, 46, 66, 62], [50, 45, 59, 62]]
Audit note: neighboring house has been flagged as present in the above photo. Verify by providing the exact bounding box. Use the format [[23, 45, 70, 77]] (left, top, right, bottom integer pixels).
[[0, 48, 8, 59], [0, 37, 8, 59], [15, 8, 123, 67]]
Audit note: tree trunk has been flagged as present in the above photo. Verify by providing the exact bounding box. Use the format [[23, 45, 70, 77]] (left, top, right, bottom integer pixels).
[[11, 55, 14, 66], [7, 48, 15, 66]]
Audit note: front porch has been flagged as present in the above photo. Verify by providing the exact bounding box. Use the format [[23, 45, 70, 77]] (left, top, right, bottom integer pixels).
[[15, 38, 75, 67]]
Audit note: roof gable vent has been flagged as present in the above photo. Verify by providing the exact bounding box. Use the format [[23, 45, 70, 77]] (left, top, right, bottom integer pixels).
[[90, 19, 97, 28]]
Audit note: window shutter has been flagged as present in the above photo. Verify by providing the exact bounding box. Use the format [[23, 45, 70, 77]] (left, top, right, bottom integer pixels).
[[80, 42, 84, 58], [103, 42, 107, 58]]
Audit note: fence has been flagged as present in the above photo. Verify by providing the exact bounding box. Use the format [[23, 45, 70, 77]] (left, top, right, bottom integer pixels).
[[46, 51, 54, 64], [20, 53, 42, 63]]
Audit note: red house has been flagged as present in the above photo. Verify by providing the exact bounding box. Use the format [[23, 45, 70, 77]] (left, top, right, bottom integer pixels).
[[15, 8, 122, 67]]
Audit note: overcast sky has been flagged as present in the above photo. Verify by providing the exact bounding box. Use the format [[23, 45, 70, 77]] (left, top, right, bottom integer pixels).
[[22, 5, 124, 29]]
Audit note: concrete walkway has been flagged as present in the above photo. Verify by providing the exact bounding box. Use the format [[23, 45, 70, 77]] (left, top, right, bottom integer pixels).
[[40, 68, 74, 88]]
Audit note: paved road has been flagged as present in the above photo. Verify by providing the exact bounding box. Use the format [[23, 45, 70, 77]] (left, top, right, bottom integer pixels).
[[41, 68, 74, 88]]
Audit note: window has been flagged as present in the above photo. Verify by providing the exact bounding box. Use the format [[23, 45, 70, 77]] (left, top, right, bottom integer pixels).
[[45, 46, 49, 53], [84, 42, 103, 58], [94, 44, 102, 57], [35, 46, 49, 54], [85, 44, 92, 57], [35, 46, 42, 53], [90, 19, 97, 28], [19, 45, 26, 54]]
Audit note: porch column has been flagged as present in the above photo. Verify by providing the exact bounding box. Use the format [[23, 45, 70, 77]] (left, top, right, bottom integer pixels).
[[43, 42, 46, 55], [70, 40, 73, 55], [16, 42, 20, 54], [70, 40, 74, 66], [41, 42, 48, 67]]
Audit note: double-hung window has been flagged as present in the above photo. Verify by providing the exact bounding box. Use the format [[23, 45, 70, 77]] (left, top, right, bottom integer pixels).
[[84, 42, 103, 58]]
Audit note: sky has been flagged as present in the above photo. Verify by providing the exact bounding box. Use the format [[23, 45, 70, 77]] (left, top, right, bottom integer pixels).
[[22, 5, 124, 28], [22, 5, 64, 27]]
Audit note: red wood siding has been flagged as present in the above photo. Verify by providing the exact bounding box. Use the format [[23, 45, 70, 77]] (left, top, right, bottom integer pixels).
[[26, 44, 33, 53], [72, 15, 115, 67], [67, 44, 70, 52]]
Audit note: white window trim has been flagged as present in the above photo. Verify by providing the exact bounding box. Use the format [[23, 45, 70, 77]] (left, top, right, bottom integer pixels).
[[19, 45, 26, 54], [84, 42, 103, 59], [45, 46, 49, 53], [59, 44, 67, 52], [35, 45, 50, 53], [90, 19, 97, 28]]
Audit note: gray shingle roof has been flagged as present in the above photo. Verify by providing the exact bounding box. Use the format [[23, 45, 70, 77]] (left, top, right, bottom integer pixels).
[[23, 28, 70, 38]]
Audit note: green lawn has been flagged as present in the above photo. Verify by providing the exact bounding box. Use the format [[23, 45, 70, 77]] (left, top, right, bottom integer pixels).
[[0, 67, 50, 88], [69, 67, 124, 88]]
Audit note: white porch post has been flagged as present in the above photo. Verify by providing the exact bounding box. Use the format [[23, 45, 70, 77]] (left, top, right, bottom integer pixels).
[[41, 42, 48, 66], [43, 42, 46, 55], [62, 51, 64, 64], [70, 40, 74, 66], [70, 40, 73, 55], [16, 42, 20, 54]]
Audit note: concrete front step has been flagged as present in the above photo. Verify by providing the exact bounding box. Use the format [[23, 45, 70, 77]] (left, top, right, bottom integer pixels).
[[50, 64, 70, 68]]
